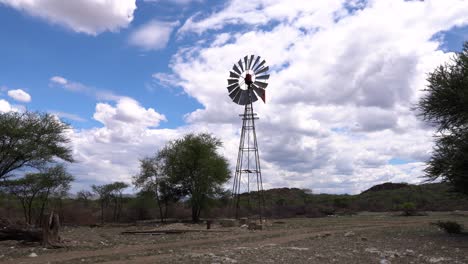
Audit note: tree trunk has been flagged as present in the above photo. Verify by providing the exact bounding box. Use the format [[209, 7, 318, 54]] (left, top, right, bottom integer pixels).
[[100, 200, 105, 225], [192, 205, 199, 223], [42, 212, 61, 248], [38, 190, 50, 227], [155, 191, 164, 223]]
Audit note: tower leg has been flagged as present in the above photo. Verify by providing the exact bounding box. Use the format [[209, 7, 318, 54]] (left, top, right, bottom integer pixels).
[[232, 103, 265, 220]]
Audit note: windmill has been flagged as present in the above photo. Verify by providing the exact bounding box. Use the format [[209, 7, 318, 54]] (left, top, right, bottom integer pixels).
[[227, 55, 269, 220]]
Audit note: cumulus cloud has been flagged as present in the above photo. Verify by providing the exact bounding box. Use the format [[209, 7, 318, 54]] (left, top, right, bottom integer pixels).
[[67, 97, 171, 185], [0, 0, 137, 35], [0, 99, 23, 112], [129, 20, 179, 50], [49, 0, 468, 194], [7, 89, 31, 102], [0, 99, 14, 112], [162, 0, 468, 193]]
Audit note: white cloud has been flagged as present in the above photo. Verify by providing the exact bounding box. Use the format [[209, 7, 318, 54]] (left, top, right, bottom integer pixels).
[[129, 20, 179, 50], [0, 0, 137, 35], [144, 0, 200, 4], [53, 0, 468, 194], [51, 111, 87, 122], [49, 75, 122, 101], [0, 99, 13, 112], [163, 0, 468, 194], [0, 99, 22, 112], [68, 97, 169, 185], [7, 89, 31, 102], [50, 76, 67, 85]]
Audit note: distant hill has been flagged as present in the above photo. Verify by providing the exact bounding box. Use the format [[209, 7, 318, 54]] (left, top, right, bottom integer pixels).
[[239, 182, 468, 218], [361, 182, 409, 194]]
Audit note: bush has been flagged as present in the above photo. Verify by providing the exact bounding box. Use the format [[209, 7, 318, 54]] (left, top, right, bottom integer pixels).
[[400, 202, 416, 216], [432, 221, 464, 234]]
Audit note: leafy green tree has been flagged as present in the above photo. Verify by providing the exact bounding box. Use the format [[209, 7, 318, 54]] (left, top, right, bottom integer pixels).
[[417, 42, 468, 195], [0, 165, 74, 225], [0, 111, 73, 179], [36, 165, 74, 223], [159, 133, 230, 222], [134, 156, 181, 223]]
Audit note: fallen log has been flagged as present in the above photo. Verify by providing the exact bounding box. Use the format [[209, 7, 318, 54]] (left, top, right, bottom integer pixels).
[[121, 229, 231, 235], [0, 228, 42, 242], [0, 212, 62, 248]]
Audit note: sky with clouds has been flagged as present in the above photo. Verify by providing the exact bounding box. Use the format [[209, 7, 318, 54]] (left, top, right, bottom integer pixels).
[[0, 0, 467, 194]]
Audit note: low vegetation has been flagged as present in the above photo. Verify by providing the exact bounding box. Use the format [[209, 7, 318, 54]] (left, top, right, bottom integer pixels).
[[432, 221, 464, 234]]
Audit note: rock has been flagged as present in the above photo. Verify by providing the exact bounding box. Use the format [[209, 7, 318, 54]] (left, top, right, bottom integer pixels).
[[404, 249, 415, 256], [380, 259, 391, 264], [248, 222, 263, 230], [219, 219, 238, 227], [239, 218, 248, 225], [360, 237, 368, 241], [287, 247, 309, 251], [28, 252, 38, 258], [240, 224, 248, 228], [344, 231, 355, 237], [383, 250, 400, 258], [428, 257, 450, 263], [365, 247, 380, 254]]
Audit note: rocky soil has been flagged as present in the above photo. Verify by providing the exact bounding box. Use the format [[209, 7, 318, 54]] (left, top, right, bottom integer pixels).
[[0, 212, 467, 263]]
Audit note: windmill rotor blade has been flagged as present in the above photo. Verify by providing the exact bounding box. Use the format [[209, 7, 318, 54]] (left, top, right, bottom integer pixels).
[[244, 56, 249, 71], [227, 83, 239, 93], [255, 66, 269, 75], [251, 56, 261, 71], [248, 89, 258, 103], [238, 59, 244, 72], [254, 60, 266, 72], [232, 64, 241, 75], [230, 88, 241, 101], [228, 78, 238, 85], [229, 71, 240, 78], [254, 80, 268, 88], [238, 90, 247, 105], [233, 89, 242, 104], [247, 55, 255, 70], [255, 74, 269, 80], [253, 86, 266, 103]]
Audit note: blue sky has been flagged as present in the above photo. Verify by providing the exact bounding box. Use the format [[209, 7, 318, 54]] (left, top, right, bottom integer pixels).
[[0, 0, 467, 194]]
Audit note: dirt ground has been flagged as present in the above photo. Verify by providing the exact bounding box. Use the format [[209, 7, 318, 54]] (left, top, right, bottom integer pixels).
[[1, 212, 468, 264]]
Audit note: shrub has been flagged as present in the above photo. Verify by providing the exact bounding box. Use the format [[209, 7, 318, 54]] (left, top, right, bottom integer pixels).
[[400, 202, 416, 216], [432, 221, 464, 234]]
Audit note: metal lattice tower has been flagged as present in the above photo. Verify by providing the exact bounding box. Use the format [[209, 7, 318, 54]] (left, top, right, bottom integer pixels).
[[232, 102, 265, 220], [226, 54, 269, 220]]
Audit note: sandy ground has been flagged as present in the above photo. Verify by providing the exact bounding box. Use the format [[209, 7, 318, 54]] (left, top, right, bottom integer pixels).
[[1, 212, 467, 264]]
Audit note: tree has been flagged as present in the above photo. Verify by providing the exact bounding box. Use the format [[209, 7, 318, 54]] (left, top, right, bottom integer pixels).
[[0, 165, 74, 225], [91, 184, 112, 225], [107, 182, 129, 222], [159, 133, 230, 222], [77, 190, 93, 207], [0, 111, 73, 180], [91, 182, 129, 223], [36, 165, 74, 224], [416, 41, 468, 195], [133, 156, 181, 223]]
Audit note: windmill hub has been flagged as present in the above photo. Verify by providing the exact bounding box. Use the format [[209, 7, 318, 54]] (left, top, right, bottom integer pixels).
[[245, 73, 253, 86]]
